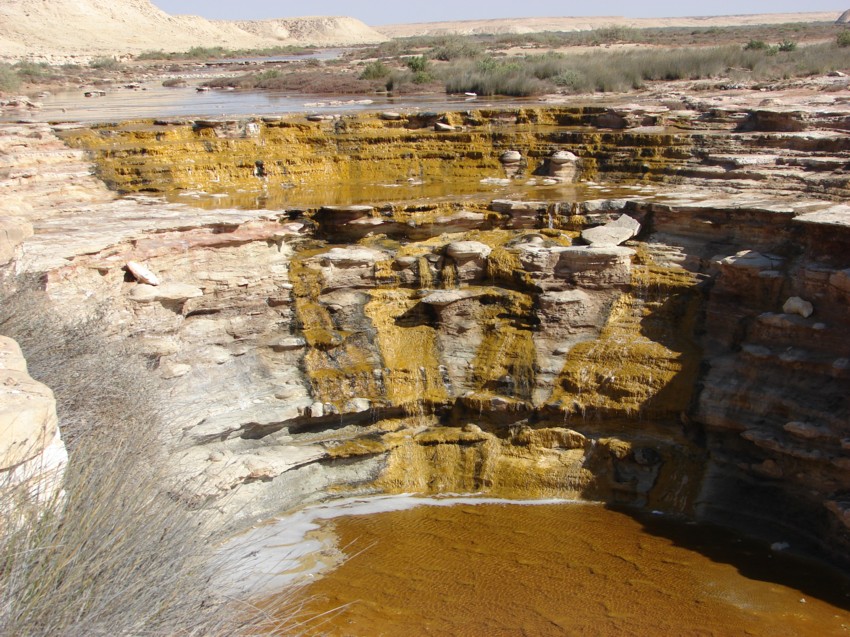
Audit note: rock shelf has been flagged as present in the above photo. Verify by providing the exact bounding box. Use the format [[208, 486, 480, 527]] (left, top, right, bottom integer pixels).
[[2, 103, 850, 563]]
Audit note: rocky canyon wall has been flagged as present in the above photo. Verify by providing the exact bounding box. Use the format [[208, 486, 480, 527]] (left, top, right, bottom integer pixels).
[[4, 102, 850, 564]]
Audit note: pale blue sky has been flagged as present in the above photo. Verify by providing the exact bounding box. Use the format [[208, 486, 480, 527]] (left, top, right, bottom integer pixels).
[[150, 2, 845, 26]]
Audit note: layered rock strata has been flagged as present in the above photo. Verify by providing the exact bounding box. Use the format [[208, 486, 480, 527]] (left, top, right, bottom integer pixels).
[[59, 97, 850, 205], [3, 106, 850, 565]]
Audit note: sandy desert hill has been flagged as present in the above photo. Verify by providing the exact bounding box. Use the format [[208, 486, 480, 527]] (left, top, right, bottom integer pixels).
[[230, 16, 389, 47], [378, 11, 842, 37], [0, 0, 386, 60]]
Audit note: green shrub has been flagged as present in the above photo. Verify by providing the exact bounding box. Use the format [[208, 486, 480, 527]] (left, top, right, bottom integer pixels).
[[744, 40, 769, 50], [136, 50, 171, 60], [431, 36, 483, 61], [206, 69, 378, 94], [444, 57, 550, 96], [0, 64, 20, 93], [88, 56, 121, 70], [248, 69, 283, 86], [778, 40, 797, 52], [185, 46, 228, 59], [592, 26, 638, 44], [438, 43, 850, 96], [412, 70, 435, 84], [359, 60, 391, 80], [405, 56, 429, 73], [838, 31, 850, 48], [205, 38, 850, 98], [552, 69, 588, 91], [13, 62, 52, 83]]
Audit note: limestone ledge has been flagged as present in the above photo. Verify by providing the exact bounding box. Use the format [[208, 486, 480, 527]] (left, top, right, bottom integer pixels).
[[58, 101, 850, 207]]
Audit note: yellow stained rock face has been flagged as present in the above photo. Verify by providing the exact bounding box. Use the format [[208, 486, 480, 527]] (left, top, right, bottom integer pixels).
[[289, 250, 382, 407], [61, 118, 508, 198], [59, 109, 695, 205], [374, 426, 594, 499], [57, 108, 711, 515], [469, 292, 537, 400], [324, 423, 706, 512], [549, 257, 703, 420], [34, 102, 850, 568], [363, 289, 447, 408]]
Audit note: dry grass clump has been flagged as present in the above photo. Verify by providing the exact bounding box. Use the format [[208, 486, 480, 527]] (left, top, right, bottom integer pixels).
[[219, 39, 850, 99], [442, 43, 850, 96], [0, 62, 66, 94], [136, 45, 314, 61], [0, 65, 20, 93], [0, 281, 302, 636]]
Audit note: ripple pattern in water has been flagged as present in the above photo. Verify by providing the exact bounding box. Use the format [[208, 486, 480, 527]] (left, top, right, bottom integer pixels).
[[271, 502, 850, 636]]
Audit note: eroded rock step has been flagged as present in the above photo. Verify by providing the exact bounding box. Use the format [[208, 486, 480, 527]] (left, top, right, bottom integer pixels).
[[58, 101, 850, 206], [3, 110, 850, 565]]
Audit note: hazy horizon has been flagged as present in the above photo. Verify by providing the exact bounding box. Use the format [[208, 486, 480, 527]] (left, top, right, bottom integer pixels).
[[150, 1, 844, 26]]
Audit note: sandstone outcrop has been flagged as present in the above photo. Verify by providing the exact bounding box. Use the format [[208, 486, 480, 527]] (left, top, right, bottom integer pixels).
[[3, 103, 850, 564], [547, 150, 578, 182], [0, 336, 66, 505], [580, 214, 640, 247]]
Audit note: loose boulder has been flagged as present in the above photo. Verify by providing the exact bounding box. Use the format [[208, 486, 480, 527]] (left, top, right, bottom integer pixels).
[[548, 150, 578, 182], [126, 261, 160, 286], [783, 296, 814, 318], [445, 241, 492, 260], [581, 214, 641, 247]]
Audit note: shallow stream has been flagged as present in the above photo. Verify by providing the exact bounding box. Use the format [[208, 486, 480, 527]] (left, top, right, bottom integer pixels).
[[5, 83, 532, 124], [231, 497, 850, 636]]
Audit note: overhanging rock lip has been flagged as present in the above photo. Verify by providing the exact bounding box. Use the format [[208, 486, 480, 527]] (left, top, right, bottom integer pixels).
[[793, 204, 850, 228]]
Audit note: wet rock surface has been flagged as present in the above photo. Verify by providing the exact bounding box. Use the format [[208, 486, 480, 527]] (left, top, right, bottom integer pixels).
[[2, 105, 850, 562]]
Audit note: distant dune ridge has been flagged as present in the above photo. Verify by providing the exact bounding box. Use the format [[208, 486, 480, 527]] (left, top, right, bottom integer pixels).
[[0, 0, 387, 59], [229, 16, 390, 46], [378, 11, 843, 37], [0, 1, 842, 60]]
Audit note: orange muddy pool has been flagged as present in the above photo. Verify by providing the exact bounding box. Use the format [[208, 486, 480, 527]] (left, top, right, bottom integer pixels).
[[256, 500, 850, 636]]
